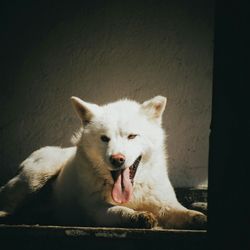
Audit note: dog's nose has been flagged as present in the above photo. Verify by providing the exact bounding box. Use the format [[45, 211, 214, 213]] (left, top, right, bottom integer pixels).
[[109, 153, 125, 168]]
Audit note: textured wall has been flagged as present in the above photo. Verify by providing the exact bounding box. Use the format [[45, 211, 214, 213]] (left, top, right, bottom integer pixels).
[[0, 0, 213, 187]]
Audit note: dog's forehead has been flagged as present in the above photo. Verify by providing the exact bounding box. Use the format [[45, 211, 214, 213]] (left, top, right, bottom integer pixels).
[[98, 100, 143, 132], [102, 100, 139, 117]]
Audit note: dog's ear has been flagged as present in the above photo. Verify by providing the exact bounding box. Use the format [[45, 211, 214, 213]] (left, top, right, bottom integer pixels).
[[71, 96, 100, 125], [141, 96, 167, 124]]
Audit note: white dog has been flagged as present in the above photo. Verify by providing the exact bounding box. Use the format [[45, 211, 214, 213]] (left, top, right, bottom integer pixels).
[[0, 96, 206, 229]]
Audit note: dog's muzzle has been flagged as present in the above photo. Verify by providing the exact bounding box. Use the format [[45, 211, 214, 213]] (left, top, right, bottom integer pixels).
[[111, 155, 142, 185]]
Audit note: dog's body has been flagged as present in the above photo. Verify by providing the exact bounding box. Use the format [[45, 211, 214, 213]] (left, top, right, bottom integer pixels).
[[0, 96, 206, 229]]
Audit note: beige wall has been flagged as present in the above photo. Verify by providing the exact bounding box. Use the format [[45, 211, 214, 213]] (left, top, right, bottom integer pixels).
[[0, 0, 213, 187]]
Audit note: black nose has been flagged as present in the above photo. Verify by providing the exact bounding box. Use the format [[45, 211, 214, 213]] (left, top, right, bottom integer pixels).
[[109, 153, 125, 168]]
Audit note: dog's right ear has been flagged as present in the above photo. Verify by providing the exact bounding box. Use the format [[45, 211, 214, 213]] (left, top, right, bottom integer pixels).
[[71, 96, 100, 125]]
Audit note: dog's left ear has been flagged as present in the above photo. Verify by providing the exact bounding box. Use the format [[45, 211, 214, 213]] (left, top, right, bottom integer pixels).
[[71, 96, 100, 125], [141, 96, 167, 124]]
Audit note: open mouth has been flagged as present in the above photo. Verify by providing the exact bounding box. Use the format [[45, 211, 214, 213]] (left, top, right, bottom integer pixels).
[[111, 155, 142, 185], [110, 155, 142, 204], [128, 155, 142, 184]]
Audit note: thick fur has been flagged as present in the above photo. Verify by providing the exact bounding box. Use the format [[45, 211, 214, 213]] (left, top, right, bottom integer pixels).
[[0, 96, 206, 229]]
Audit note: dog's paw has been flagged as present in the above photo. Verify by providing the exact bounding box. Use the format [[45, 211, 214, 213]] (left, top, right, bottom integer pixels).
[[187, 210, 207, 229], [0, 211, 9, 218], [133, 211, 158, 229]]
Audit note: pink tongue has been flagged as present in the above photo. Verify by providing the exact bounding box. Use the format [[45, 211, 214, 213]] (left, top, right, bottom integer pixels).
[[111, 168, 133, 204]]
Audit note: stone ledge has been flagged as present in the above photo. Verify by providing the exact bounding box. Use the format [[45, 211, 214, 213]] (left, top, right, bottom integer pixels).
[[0, 224, 206, 239], [0, 224, 207, 250]]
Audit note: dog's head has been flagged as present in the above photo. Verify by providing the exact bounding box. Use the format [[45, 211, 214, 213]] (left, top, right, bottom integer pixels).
[[71, 96, 167, 204]]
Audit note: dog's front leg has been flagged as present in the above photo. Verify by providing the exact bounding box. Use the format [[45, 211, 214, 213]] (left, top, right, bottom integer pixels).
[[95, 205, 158, 229], [158, 206, 207, 229]]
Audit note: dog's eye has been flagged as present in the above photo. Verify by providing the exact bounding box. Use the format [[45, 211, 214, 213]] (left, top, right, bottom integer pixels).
[[100, 135, 110, 142], [128, 134, 137, 140]]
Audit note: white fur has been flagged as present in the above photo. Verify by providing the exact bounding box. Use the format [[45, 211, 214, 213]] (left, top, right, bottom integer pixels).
[[0, 96, 206, 229]]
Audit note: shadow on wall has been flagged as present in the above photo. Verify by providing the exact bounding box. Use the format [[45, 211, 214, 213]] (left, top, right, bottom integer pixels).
[[0, 0, 213, 188]]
